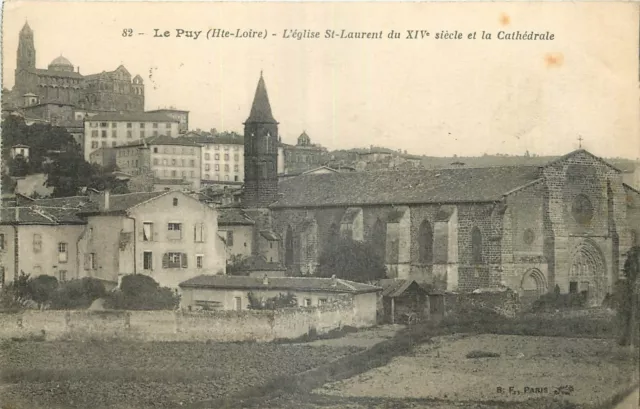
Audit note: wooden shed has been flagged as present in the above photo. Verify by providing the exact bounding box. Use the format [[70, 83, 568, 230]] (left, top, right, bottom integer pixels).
[[379, 279, 429, 324]]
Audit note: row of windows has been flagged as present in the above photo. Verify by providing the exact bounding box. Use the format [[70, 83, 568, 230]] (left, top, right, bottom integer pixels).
[[204, 145, 240, 151], [141, 222, 206, 242], [90, 122, 172, 129], [205, 164, 239, 172], [204, 153, 240, 161], [155, 169, 197, 179], [152, 147, 197, 155], [91, 130, 171, 139], [204, 174, 239, 181], [142, 252, 205, 270], [153, 158, 197, 167]]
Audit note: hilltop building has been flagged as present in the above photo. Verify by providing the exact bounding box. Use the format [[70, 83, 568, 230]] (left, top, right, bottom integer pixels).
[[11, 22, 144, 112]]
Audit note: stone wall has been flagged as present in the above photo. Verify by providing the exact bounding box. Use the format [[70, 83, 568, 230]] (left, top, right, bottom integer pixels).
[[0, 298, 371, 342], [445, 290, 521, 318]]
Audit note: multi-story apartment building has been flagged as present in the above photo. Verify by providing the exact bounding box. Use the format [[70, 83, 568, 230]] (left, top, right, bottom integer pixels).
[[83, 112, 179, 161], [186, 132, 286, 185], [114, 135, 202, 190], [146, 108, 189, 134]]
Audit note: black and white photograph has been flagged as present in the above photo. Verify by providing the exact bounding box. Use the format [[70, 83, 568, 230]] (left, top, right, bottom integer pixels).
[[0, 1, 639, 408]]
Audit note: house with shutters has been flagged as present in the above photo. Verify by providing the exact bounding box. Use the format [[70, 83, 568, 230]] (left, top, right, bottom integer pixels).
[[77, 190, 227, 288]]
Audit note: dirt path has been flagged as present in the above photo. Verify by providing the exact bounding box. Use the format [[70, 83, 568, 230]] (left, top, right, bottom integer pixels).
[[615, 388, 639, 409], [295, 325, 404, 349]]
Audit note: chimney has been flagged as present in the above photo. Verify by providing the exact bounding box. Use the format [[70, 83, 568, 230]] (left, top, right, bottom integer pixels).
[[262, 274, 269, 285]]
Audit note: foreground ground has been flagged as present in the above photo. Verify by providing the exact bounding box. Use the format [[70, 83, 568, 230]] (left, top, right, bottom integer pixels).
[[313, 334, 638, 406], [0, 316, 637, 409], [0, 340, 363, 409]]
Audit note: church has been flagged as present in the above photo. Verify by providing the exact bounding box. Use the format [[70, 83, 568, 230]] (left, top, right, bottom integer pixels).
[[10, 22, 144, 112], [236, 73, 640, 306]]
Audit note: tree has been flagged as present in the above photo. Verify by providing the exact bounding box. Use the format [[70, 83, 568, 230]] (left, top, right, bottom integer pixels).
[[316, 237, 387, 282], [50, 277, 107, 309], [615, 246, 640, 346], [105, 274, 180, 310], [9, 156, 29, 177]]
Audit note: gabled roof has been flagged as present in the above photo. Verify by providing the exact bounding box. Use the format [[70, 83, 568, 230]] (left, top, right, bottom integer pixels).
[[378, 279, 427, 298], [179, 275, 381, 294], [218, 207, 255, 226], [245, 74, 277, 124], [272, 165, 542, 208], [77, 191, 168, 215], [543, 149, 622, 173]]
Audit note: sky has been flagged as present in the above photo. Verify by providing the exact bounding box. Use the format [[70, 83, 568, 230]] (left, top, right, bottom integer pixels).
[[2, 1, 639, 158]]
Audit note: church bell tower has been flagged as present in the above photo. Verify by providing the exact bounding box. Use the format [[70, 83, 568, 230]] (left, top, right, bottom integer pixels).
[[243, 73, 280, 208], [17, 22, 36, 72]]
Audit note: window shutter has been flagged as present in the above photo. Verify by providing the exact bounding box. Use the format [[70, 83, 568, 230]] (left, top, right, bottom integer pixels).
[[201, 224, 207, 243], [162, 253, 169, 269], [84, 254, 89, 270], [193, 225, 197, 241], [181, 253, 188, 268]]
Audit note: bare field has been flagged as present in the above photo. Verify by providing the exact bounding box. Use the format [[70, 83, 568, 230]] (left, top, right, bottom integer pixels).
[[313, 334, 638, 405]]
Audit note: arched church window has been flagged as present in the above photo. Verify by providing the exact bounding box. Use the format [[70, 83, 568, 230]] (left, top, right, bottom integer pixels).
[[471, 226, 483, 264], [285, 225, 294, 267], [572, 194, 594, 225], [418, 220, 433, 264], [523, 228, 535, 245], [631, 229, 639, 247], [371, 219, 387, 258]]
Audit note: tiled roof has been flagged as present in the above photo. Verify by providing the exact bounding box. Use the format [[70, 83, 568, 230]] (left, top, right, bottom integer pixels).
[[77, 191, 168, 215], [0, 195, 90, 225], [86, 112, 178, 123], [179, 275, 381, 294], [272, 166, 542, 208], [218, 208, 255, 226], [246, 74, 277, 124]]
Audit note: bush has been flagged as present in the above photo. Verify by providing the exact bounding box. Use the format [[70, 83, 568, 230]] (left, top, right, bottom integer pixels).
[[28, 275, 59, 306], [466, 350, 500, 358], [105, 274, 179, 310], [531, 291, 587, 312], [50, 278, 107, 310]]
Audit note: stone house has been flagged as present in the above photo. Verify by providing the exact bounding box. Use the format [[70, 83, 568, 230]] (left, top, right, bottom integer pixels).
[[0, 196, 86, 286], [178, 274, 380, 322], [77, 190, 227, 288]]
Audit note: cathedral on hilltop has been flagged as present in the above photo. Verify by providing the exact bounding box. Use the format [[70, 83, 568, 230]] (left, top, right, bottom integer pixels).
[[234, 73, 640, 307], [9, 22, 144, 112]]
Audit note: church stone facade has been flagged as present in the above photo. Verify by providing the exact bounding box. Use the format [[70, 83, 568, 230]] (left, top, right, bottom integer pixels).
[[238, 74, 640, 306], [11, 22, 144, 112]]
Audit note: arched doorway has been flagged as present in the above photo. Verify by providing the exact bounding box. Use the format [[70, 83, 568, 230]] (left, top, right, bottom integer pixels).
[[568, 240, 607, 305], [520, 269, 547, 306]]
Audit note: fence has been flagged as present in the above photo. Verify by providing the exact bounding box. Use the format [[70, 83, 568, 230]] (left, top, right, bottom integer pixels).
[[0, 297, 372, 342]]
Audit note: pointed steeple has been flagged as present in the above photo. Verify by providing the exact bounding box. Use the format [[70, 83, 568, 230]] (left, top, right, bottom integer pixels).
[[20, 21, 32, 35], [246, 73, 277, 124]]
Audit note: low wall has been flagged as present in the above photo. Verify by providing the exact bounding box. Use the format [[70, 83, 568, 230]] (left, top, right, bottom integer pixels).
[[0, 298, 371, 342], [445, 290, 521, 318]]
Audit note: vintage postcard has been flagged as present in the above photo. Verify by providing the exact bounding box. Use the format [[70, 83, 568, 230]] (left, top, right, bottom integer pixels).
[[0, 1, 639, 408]]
